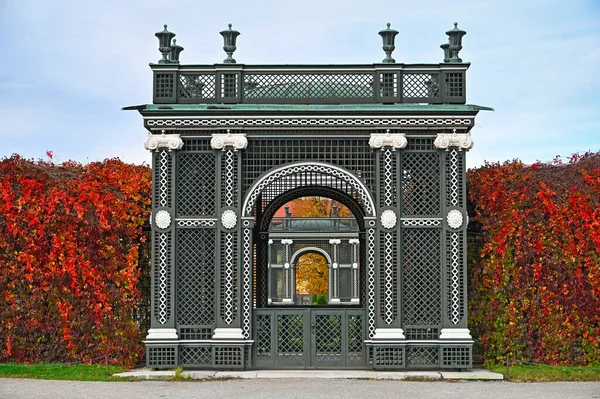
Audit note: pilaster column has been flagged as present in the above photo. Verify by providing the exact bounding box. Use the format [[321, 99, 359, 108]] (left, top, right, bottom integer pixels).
[[329, 239, 341, 304], [370, 131, 405, 341], [349, 238, 360, 304], [436, 131, 473, 341], [144, 132, 183, 341], [281, 239, 294, 304], [212, 131, 247, 340]]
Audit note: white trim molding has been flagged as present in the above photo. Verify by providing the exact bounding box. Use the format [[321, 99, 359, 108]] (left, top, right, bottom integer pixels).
[[439, 328, 473, 340], [145, 328, 178, 340], [372, 328, 405, 341], [434, 132, 473, 150], [144, 132, 184, 151], [212, 328, 244, 340]]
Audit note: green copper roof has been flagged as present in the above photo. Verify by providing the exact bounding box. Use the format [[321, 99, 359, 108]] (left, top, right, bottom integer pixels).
[[124, 103, 493, 112]]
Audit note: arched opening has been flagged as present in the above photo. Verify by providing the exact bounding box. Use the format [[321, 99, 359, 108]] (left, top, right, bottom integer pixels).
[[262, 194, 363, 307], [295, 252, 328, 305]]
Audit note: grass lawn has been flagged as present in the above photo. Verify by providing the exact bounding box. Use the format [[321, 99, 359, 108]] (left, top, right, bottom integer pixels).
[[0, 363, 130, 381], [490, 364, 600, 382]]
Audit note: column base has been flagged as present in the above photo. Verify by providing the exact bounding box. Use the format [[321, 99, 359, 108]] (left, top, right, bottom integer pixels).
[[328, 298, 341, 305], [145, 328, 178, 340], [212, 328, 244, 340], [439, 328, 473, 341], [372, 328, 405, 341]]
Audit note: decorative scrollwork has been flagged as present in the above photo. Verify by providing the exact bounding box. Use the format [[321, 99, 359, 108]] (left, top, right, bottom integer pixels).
[[434, 132, 473, 150], [144, 132, 184, 151], [211, 131, 248, 150], [369, 131, 407, 149]]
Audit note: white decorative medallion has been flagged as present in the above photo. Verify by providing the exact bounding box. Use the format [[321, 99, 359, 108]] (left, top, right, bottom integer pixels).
[[221, 209, 238, 229], [381, 209, 397, 229], [447, 209, 464, 229], [155, 210, 172, 229]]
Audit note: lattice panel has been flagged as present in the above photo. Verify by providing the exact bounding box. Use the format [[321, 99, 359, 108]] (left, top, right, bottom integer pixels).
[[177, 152, 216, 217], [181, 138, 213, 152], [315, 314, 342, 363], [379, 72, 398, 98], [221, 150, 239, 208], [220, 73, 239, 98], [446, 231, 465, 325], [220, 232, 238, 325], [255, 313, 272, 358], [277, 314, 304, 355], [153, 232, 172, 325], [445, 72, 464, 97], [179, 327, 213, 340], [243, 73, 373, 99], [445, 149, 464, 208], [401, 151, 440, 216], [214, 346, 243, 367], [339, 268, 353, 300], [179, 74, 216, 99], [379, 148, 398, 207], [242, 228, 253, 339], [154, 150, 172, 208], [270, 244, 285, 264], [339, 243, 353, 264], [147, 347, 176, 367], [405, 327, 439, 340], [270, 268, 285, 299], [155, 74, 174, 98], [442, 347, 471, 367], [403, 73, 440, 98], [347, 314, 363, 362], [373, 347, 404, 367], [407, 346, 438, 366], [257, 240, 269, 308], [242, 137, 375, 196], [380, 232, 398, 325], [406, 137, 434, 151], [180, 346, 212, 365], [402, 228, 441, 326], [177, 229, 215, 325]]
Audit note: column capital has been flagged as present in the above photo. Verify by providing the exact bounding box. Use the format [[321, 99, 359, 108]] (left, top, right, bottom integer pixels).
[[348, 238, 360, 245], [211, 131, 248, 150], [280, 239, 293, 245], [434, 132, 473, 150], [144, 132, 184, 151], [329, 239, 341, 245], [369, 131, 407, 149]]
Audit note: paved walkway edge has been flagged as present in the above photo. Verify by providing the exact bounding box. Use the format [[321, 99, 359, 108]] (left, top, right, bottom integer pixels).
[[115, 369, 504, 381]]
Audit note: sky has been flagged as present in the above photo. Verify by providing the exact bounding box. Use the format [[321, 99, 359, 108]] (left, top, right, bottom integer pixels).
[[0, 0, 599, 169]]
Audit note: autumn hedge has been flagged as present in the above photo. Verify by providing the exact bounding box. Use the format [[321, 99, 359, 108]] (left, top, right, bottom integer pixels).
[[0, 155, 151, 367], [1, 152, 598, 367], [468, 152, 600, 366]]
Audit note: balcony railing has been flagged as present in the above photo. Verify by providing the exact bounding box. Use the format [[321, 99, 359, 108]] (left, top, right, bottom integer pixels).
[[269, 217, 359, 232], [152, 63, 468, 105]]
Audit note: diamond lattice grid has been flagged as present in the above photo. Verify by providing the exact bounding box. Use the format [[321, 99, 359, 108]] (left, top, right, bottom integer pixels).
[[445, 149, 464, 208], [180, 346, 211, 365], [402, 152, 440, 216], [380, 232, 398, 325], [154, 232, 171, 324], [178, 74, 216, 99], [220, 232, 238, 325], [221, 150, 238, 208], [177, 153, 216, 217], [255, 313, 272, 358], [243, 73, 373, 99], [402, 228, 441, 326], [407, 346, 438, 366], [277, 314, 304, 355], [447, 231, 465, 325], [315, 314, 342, 362], [402, 73, 440, 98], [177, 229, 215, 326], [347, 315, 363, 361]]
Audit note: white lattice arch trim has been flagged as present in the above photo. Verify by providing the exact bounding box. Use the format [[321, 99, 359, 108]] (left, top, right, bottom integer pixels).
[[290, 246, 333, 266], [242, 162, 376, 217]]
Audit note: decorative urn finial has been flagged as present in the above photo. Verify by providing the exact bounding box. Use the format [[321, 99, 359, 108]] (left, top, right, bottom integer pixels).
[[440, 41, 451, 63], [378, 23, 399, 63], [155, 24, 176, 64], [220, 23, 241, 63], [169, 39, 184, 64], [445, 22, 467, 63]]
